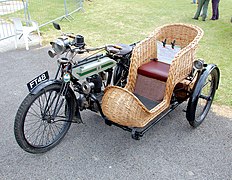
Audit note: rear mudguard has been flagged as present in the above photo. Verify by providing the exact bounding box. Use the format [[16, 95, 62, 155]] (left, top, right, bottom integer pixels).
[[190, 64, 220, 104], [30, 79, 82, 121]]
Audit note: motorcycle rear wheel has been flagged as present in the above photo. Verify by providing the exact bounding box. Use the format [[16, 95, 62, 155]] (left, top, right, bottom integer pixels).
[[14, 84, 74, 153], [113, 65, 128, 87]]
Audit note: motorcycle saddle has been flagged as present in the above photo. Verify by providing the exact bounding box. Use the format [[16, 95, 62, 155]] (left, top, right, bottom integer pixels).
[[106, 44, 133, 56]]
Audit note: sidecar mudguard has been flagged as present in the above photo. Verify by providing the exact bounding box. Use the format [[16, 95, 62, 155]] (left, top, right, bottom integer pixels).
[[30, 79, 82, 121], [191, 64, 220, 103]]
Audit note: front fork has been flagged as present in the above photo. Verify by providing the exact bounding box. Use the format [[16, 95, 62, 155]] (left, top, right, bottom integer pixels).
[[41, 81, 69, 123], [51, 82, 69, 119], [51, 60, 72, 119], [44, 60, 74, 122]]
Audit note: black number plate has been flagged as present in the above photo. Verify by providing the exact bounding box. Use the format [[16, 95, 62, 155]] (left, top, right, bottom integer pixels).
[[27, 71, 49, 92]]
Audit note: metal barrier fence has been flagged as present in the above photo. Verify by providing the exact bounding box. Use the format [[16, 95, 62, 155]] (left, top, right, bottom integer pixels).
[[0, 0, 83, 40], [28, 0, 84, 27]]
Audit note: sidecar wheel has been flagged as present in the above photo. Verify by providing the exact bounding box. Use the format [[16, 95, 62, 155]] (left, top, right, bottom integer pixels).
[[186, 67, 219, 127], [14, 84, 74, 153]]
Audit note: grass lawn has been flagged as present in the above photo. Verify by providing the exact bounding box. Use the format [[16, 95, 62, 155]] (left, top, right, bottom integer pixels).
[[39, 0, 232, 106]]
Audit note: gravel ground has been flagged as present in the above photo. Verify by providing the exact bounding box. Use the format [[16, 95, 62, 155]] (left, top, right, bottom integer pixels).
[[0, 46, 231, 180]]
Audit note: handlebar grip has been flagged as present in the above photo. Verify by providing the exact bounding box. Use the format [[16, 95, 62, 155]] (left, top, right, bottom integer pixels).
[[67, 34, 75, 39]]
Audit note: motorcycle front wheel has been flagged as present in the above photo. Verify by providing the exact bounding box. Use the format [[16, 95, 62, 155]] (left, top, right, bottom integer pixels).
[[14, 84, 74, 153]]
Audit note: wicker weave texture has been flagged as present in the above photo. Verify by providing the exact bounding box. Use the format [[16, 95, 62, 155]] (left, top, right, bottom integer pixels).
[[102, 23, 204, 128]]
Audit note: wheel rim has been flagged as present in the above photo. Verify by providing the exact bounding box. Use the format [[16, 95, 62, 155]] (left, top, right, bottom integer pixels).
[[195, 73, 215, 122], [23, 89, 70, 148]]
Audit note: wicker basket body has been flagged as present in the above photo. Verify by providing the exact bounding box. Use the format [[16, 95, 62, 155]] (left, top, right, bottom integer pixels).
[[102, 23, 204, 128]]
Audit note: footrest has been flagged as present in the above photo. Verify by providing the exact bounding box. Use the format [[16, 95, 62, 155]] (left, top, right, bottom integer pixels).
[[134, 93, 159, 110]]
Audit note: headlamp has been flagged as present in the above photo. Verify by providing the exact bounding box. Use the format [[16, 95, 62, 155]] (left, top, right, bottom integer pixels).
[[193, 59, 204, 70], [50, 37, 69, 55]]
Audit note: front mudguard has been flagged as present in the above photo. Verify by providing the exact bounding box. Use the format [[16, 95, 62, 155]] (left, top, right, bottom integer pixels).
[[30, 79, 63, 95], [30, 79, 82, 121]]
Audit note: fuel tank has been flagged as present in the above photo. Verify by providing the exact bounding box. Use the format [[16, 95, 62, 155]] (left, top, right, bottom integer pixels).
[[72, 56, 116, 80]]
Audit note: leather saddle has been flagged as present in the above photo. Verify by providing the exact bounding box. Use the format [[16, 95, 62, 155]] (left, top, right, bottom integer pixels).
[[106, 44, 133, 57]]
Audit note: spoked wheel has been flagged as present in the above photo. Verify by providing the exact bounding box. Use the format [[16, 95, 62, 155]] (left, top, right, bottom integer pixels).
[[14, 84, 74, 153], [113, 65, 128, 87], [186, 67, 219, 127]]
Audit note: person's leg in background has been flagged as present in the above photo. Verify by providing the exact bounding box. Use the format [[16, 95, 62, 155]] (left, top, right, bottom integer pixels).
[[201, 0, 210, 21], [211, 0, 220, 20], [193, 0, 205, 19]]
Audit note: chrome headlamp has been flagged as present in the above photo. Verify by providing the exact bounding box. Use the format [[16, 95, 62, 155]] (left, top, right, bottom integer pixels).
[[193, 59, 204, 70], [192, 59, 205, 77], [48, 37, 70, 58], [51, 37, 69, 54]]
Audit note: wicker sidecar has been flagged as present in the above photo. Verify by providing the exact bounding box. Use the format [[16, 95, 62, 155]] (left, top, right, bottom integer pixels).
[[102, 23, 220, 139]]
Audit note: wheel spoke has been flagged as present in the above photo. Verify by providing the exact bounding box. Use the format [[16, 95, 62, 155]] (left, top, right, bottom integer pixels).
[[24, 118, 41, 127], [49, 124, 59, 142], [199, 94, 210, 100], [38, 122, 46, 146], [33, 97, 45, 115], [202, 79, 211, 89], [27, 106, 42, 119], [31, 121, 45, 146], [52, 123, 64, 133], [45, 125, 53, 146], [24, 120, 44, 144]]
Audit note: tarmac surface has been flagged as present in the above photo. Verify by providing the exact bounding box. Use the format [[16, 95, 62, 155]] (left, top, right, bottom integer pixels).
[[0, 44, 232, 180]]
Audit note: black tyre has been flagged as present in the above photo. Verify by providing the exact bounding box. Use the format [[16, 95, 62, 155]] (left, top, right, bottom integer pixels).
[[113, 65, 128, 87], [186, 67, 219, 127], [14, 84, 74, 153]]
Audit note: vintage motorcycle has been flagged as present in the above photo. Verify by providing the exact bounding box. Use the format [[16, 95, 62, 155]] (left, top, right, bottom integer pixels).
[[14, 23, 134, 153], [14, 23, 220, 154]]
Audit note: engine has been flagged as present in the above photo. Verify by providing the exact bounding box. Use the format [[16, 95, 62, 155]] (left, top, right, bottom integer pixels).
[[77, 74, 104, 112], [81, 74, 102, 94]]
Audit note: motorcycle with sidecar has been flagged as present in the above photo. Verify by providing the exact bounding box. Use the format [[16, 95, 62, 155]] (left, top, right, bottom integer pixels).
[[14, 23, 220, 153]]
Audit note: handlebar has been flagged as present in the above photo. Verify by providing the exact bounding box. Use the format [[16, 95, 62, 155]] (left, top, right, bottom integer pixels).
[[48, 26, 127, 59], [49, 22, 123, 58], [72, 44, 122, 53]]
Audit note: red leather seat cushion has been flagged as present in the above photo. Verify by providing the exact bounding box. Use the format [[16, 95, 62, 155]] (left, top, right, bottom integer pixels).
[[137, 61, 170, 82]]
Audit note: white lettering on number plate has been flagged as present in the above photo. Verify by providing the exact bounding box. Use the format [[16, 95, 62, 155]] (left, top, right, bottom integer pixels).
[[27, 71, 49, 92]]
